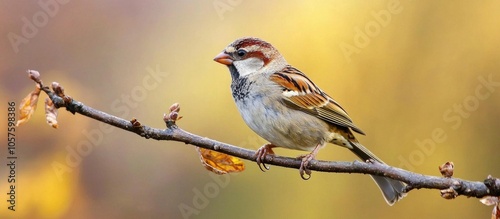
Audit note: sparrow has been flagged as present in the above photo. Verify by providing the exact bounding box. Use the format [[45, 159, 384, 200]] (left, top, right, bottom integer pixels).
[[214, 37, 406, 205]]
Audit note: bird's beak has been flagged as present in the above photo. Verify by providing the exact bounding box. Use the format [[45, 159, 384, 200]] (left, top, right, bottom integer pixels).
[[213, 52, 233, 66]]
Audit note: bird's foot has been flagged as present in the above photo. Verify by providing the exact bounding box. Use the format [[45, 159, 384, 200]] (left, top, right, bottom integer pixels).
[[255, 144, 276, 172], [297, 143, 323, 180], [297, 153, 316, 180]]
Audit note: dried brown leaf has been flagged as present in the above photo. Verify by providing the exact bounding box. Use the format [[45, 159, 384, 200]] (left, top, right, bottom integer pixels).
[[16, 84, 41, 126], [44, 98, 58, 128], [196, 147, 245, 174], [481, 196, 499, 206], [493, 203, 500, 219]]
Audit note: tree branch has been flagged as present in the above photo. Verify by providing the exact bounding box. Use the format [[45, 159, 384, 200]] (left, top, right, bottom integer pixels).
[[24, 70, 500, 202]]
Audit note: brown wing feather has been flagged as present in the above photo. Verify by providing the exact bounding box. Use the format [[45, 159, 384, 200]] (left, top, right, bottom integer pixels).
[[270, 66, 365, 135]]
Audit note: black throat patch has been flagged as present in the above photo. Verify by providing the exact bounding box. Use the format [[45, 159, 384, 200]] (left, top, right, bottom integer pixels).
[[228, 65, 240, 81], [229, 65, 253, 101]]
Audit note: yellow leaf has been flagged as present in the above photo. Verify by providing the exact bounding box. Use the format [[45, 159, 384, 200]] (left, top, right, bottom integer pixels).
[[16, 84, 41, 126], [45, 98, 58, 128], [196, 147, 245, 174]]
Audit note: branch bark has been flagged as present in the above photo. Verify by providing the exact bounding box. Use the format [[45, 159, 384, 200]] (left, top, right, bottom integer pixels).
[[25, 70, 500, 202]]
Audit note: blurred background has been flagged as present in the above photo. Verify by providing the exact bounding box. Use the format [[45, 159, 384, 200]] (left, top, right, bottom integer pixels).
[[1, 0, 500, 218]]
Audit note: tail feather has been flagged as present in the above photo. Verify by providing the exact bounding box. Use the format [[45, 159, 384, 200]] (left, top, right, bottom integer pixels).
[[349, 141, 406, 205]]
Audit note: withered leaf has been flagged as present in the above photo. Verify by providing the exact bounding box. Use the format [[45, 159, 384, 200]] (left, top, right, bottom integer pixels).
[[481, 196, 499, 206], [479, 196, 500, 219], [44, 98, 58, 128], [16, 84, 41, 126], [196, 147, 245, 174], [494, 203, 500, 219]]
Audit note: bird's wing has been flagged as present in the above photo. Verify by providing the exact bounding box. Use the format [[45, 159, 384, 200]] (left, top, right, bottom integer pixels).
[[269, 65, 365, 135]]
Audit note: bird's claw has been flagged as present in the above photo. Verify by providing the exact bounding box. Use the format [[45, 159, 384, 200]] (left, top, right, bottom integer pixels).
[[298, 153, 315, 180], [259, 161, 271, 171], [255, 144, 275, 172]]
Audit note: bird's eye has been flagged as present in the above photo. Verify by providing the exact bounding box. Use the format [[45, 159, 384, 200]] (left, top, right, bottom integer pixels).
[[236, 49, 247, 57]]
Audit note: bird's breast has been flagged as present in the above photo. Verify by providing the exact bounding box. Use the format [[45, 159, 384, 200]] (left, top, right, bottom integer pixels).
[[233, 83, 331, 151]]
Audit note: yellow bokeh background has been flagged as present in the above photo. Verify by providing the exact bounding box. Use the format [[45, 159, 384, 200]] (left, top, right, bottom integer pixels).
[[1, 1, 500, 218]]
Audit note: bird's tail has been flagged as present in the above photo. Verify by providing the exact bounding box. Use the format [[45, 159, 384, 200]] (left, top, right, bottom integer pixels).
[[349, 141, 406, 205]]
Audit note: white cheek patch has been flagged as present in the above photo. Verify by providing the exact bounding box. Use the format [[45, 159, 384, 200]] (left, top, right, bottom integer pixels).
[[233, 57, 264, 77]]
